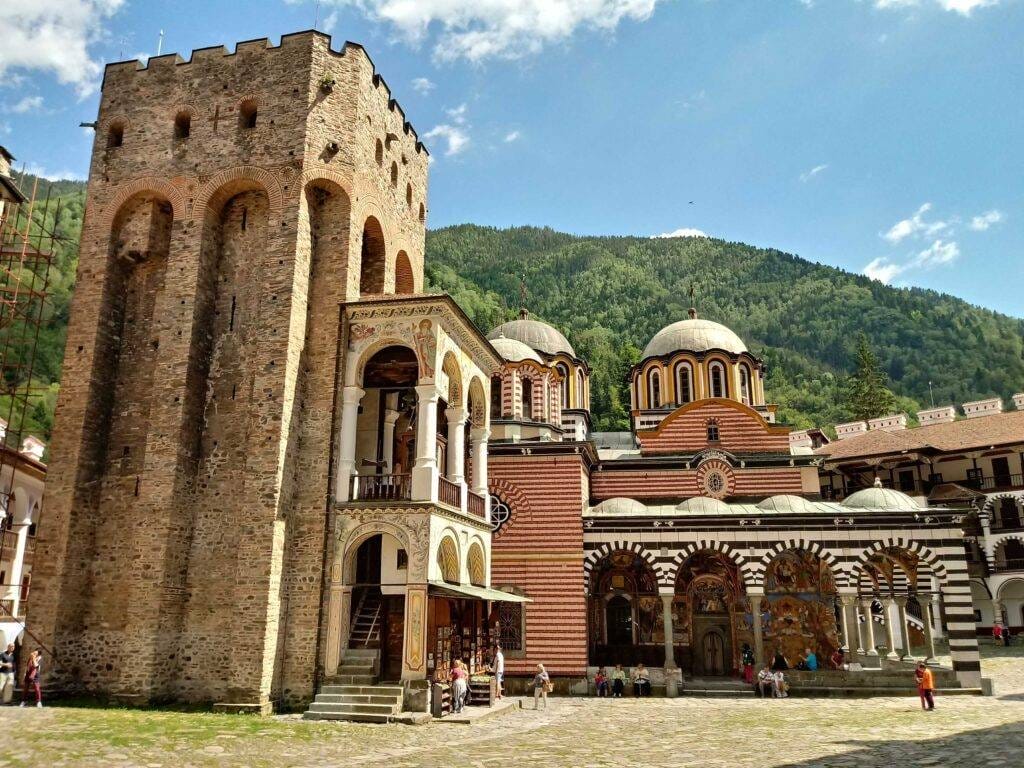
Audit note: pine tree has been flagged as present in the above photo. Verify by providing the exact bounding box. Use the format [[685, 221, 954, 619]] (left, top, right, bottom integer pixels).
[[845, 333, 897, 421]]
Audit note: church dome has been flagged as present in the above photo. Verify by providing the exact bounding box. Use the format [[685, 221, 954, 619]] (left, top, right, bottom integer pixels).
[[675, 496, 732, 515], [591, 497, 647, 516], [642, 318, 747, 359], [488, 315, 576, 358], [841, 484, 920, 511], [757, 495, 819, 514], [490, 335, 543, 364]]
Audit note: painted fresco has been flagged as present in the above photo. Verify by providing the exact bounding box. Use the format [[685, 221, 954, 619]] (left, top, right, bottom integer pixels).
[[764, 550, 840, 663]]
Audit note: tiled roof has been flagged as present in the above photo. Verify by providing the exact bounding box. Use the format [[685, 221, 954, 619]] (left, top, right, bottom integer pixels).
[[816, 409, 1024, 462]]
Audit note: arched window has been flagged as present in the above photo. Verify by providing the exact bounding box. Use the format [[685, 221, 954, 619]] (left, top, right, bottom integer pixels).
[[174, 111, 191, 140], [390, 161, 398, 188], [576, 368, 586, 410], [555, 363, 570, 408], [521, 376, 533, 420], [674, 362, 693, 405], [709, 361, 727, 399], [107, 121, 124, 148], [739, 364, 752, 405], [239, 99, 258, 129], [375, 138, 384, 165], [647, 369, 661, 408], [359, 216, 386, 295], [491, 375, 503, 418], [406, 182, 413, 206], [419, 202, 425, 223]]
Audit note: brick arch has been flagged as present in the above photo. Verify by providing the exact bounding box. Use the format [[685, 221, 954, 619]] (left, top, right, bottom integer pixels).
[[98, 178, 187, 230], [755, 539, 842, 589], [983, 491, 1024, 515], [301, 167, 353, 199], [583, 542, 665, 594], [992, 533, 1024, 560], [487, 478, 530, 540], [850, 538, 948, 588], [193, 166, 284, 218], [669, 541, 754, 589]]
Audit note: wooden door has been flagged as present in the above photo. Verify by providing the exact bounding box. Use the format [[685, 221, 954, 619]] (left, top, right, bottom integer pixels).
[[701, 630, 726, 676], [992, 457, 1011, 488], [382, 596, 405, 681]]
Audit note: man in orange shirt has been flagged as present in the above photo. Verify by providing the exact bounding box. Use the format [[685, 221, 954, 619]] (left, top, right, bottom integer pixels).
[[915, 662, 935, 711]]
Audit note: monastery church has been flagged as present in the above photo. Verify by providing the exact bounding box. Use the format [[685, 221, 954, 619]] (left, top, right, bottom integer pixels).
[[28, 31, 982, 716]]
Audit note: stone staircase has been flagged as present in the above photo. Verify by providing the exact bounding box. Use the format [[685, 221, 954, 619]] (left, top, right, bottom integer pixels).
[[303, 649, 405, 723], [681, 677, 755, 697]]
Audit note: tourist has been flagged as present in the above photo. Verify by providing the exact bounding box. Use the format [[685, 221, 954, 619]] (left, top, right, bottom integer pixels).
[[992, 623, 1003, 645], [771, 650, 790, 671], [450, 659, 467, 714], [0, 644, 15, 704], [1004, 628, 1013, 648], [20, 649, 42, 708], [829, 647, 845, 670], [756, 665, 774, 698], [611, 663, 627, 697], [772, 668, 788, 698], [595, 666, 610, 697], [798, 648, 818, 671], [632, 663, 651, 697], [741, 643, 755, 684], [533, 663, 550, 710], [494, 644, 505, 700], [915, 662, 935, 711]]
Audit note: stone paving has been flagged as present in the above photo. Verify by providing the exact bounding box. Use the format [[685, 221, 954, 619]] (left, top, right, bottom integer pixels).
[[1, 645, 1022, 768]]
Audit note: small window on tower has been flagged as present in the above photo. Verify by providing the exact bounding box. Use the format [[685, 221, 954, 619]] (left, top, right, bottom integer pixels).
[[239, 100, 258, 129], [174, 111, 191, 139], [375, 138, 384, 165], [406, 182, 413, 206], [390, 161, 399, 188], [107, 121, 125, 148], [419, 202, 425, 223]]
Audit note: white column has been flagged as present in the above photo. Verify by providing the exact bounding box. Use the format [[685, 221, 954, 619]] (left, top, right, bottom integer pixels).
[[882, 598, 899, 660], [470, 426, 491, 521], [839, 592, 858, 663], [921, 596, 937, 663], [895, 596, 911, 659], [930, 576, 944, 638], [749, 591, 765, 668], [860, 598, 878, 656], [660, 590, 678, 697], [412, 384, 440, 502], [334, 386, 364, 502], [382, 393, 400, 473], [446, 407, 467, 484]]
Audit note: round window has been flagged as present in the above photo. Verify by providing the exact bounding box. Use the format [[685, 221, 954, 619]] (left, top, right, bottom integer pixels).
[[490, 494, 512, 534]]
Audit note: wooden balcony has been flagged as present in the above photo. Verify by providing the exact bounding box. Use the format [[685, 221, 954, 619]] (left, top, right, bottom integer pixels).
[[438, 476, 461, 509], [352, 473, 411, 502], [466, 490, 486, 520]]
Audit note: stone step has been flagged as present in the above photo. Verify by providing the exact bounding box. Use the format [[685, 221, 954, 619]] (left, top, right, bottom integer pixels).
[[320, 684, 405, 697], [332, 674, 377, 685], [681, 689, 755, 697], [302, 710, 393, 724], [305, 708, 397, 720], [314, 693, 402, 705], [342, 648, 379, 659], [336, 663, 376, 674]]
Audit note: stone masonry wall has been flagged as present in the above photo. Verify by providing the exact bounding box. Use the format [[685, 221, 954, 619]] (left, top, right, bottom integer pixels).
[[28, 30, 428, 708]]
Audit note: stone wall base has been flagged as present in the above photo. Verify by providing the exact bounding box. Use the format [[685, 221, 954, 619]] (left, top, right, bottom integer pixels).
[[212, 701, 274, 715]]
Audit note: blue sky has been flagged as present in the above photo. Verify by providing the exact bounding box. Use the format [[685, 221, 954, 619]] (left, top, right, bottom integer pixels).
[[1, 1, 1021, 316]]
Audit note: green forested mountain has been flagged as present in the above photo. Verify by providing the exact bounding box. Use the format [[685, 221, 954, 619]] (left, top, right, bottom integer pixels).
[[425, 225, 1024, 432], [3, 180, 1023, 440]]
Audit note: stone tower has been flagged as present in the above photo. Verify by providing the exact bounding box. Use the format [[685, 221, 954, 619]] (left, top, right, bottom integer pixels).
[[29, 31, 430, 711]]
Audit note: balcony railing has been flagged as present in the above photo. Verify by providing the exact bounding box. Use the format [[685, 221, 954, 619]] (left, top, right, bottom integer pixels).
[[353, 473, 411, 502], [466, 490, 486, 520], [996, 558, 1024, 572], [438, 476, 461, 509]]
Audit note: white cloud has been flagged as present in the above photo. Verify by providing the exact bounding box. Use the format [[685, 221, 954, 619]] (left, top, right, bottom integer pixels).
[[320, 0, 664, 62], [23, 163, 87, 181], [0, 1, 125, 97], [322, 10, 339, 32], [424, 124, 470, 156], [7, 95, 44, 114], [411, 77, 435, 95], [504, 130, 521, 143], [874, 0, 999, 15], [799, 163, 828, 183], [863, 257, 904, 284], [0, 121, 11, 136], [446, 103, 468, 124], [881, 203, 950, 244], [969, 209, 1003, 231], [914, 238, 959, 266], [651, 228, 709, 239]]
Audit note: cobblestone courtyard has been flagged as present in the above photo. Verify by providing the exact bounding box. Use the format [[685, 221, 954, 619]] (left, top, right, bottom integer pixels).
[[2, 646, 1022, 768]]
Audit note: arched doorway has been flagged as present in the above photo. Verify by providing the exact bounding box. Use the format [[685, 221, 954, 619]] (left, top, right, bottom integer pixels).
[[349, 532, 408, 681], [675, 551, 746, 676], [587, 550, 660, 666]]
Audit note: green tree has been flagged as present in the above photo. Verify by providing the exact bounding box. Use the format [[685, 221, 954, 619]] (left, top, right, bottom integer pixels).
[[845, 333, 897, 421]]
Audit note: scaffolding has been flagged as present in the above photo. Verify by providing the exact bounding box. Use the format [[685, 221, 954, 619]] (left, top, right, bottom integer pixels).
[[0, 170, 65, 629]]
